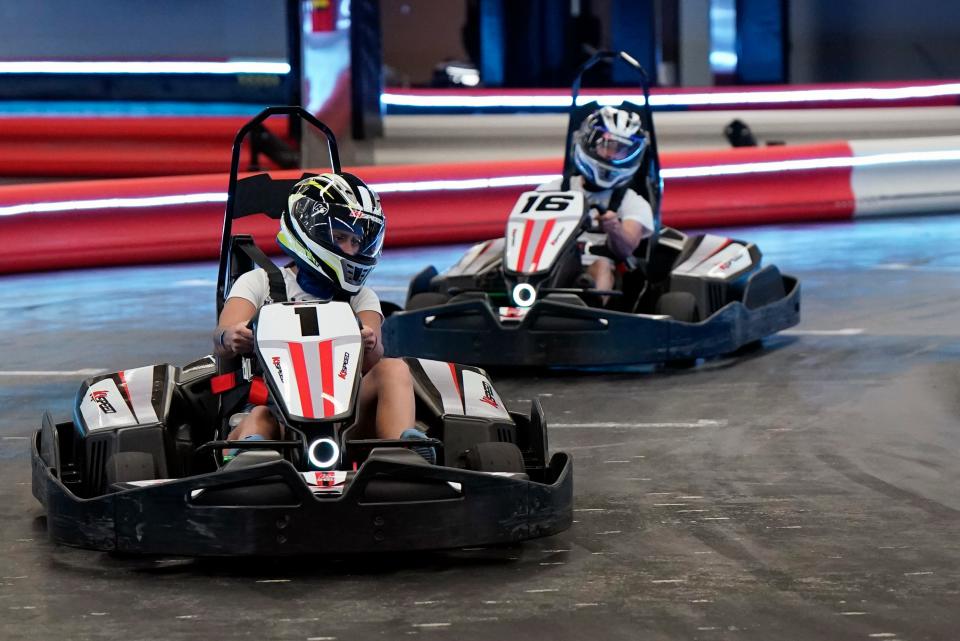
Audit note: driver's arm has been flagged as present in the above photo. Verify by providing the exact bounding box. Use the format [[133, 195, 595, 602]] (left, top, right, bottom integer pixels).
[[598, 213, 646, 260], [214, 297, 257, 357], [358, 310, 384, 373]]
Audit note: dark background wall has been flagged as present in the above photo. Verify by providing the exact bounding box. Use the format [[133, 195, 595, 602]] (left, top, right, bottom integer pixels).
[[380, 0, 469, 86], [790, 0, 960, 83], [2, 0, 960, 88], [0, 1, 286, 60]]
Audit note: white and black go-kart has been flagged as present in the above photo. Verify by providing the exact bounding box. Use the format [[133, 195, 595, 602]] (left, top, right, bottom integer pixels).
[[383, 51, 800, 368], [30, 107, 572, 556]]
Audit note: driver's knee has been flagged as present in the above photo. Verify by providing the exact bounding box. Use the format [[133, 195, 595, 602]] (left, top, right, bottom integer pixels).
[[230, 405, 281, 440], [367, 357, 412, 387]]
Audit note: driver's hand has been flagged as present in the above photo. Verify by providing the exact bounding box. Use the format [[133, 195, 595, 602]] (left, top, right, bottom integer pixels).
[[360, 325, 379, 352], [596, 210, 622, 234], [222, 322, 254, 355]]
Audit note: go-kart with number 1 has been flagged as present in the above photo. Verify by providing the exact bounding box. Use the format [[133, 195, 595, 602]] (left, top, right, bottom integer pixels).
[[30, 107, 572, 556]]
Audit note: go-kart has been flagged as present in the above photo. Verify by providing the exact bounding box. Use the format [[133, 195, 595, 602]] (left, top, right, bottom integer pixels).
[[30, 107, 572, 556], [382, 51, 800, 368]]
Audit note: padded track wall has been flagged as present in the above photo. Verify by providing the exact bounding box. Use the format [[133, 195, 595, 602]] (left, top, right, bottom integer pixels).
[[2, 138, 960, 274]]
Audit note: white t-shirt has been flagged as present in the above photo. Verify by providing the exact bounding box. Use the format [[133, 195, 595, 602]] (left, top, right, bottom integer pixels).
[[227, 267, 382, 317], [537, 176, 654, 232]]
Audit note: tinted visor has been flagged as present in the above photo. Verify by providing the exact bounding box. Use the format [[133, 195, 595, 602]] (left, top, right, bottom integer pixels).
[[291, 198, 385, 259], [583, 128, 646, 165]]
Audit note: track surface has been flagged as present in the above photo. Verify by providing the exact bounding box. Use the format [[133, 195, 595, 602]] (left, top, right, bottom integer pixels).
[[2, 215, 959, 641]]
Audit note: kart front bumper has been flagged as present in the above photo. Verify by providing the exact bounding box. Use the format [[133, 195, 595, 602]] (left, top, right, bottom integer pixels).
[[383, 277, 800, 368], [31, 433, 572, 556]]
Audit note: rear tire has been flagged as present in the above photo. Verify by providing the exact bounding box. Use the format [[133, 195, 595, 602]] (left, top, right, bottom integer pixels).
[[464, 442, 525, 474], [406, 292, 450, 311], [105, 452, 156, 485], [656, 292, 700, 323]]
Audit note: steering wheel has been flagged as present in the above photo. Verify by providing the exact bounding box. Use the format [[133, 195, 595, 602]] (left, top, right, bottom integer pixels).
[[581, 205, 606, 234]]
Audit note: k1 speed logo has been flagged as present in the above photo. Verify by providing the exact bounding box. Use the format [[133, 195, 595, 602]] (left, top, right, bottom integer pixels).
[[90, 390, 116, 414]]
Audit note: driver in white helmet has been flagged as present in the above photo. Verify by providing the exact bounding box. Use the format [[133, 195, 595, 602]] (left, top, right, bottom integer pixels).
[[538, 105, 654, 304], [213, 173, 434, 462]]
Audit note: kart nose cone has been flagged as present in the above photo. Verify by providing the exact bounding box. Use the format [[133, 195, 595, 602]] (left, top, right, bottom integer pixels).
[[512, 283, 537, 307]]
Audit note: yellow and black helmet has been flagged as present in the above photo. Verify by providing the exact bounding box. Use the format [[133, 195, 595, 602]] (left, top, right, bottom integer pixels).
[[277, 173, 385, 296]]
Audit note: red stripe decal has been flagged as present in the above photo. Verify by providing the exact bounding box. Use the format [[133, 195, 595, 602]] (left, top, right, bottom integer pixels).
[[708, 238, 732, 257], [288, 342, 314, 418], [447, 362, 463, 412], [514, 219, 535, 271], [529, 218, 556, 272], [117, 370, 132, 403], [319, 340, 335, 417]]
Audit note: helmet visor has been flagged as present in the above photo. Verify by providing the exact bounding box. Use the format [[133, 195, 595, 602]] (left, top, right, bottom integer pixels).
[[290, 198, 385, 260], [583, 128, 647, 166]]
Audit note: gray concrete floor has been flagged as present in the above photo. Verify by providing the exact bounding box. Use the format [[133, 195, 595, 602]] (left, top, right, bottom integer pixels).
[[2, 215, 960, 640]]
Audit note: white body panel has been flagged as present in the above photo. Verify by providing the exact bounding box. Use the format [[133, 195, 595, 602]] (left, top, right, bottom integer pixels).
[[78, 365, 170, 431], [256, 302, 361, 421], [416, 358, 510, 420], [417, 358, 465, 415], [673, 235, 754, 280], [123, 365, 160, 425], [504, 190, 584, 274], [461, 370, 510, 420], [447, 238, 504, 277], [80, 377, 138, 431]]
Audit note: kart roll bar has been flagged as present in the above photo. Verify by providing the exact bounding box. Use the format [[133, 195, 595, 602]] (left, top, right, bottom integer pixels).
[[216, 106, 342, 312], [560, 50, 663, 266]]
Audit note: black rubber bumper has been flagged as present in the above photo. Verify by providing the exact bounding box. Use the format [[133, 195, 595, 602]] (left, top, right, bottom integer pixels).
[[383, 277, 800, 368], [31, 434, 573, 556]]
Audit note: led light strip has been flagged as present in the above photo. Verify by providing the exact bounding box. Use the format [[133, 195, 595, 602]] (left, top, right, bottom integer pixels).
[[382, 82, 960, 109], [369, 174, 558, 193], [661, 149, 960, 178], [3, 150, 960, 218], [0, 192, 226, 217], [0, 61, 291, 75]]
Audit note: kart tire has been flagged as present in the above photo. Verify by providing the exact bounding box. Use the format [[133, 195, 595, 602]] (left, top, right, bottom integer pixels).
[[105, 452, 156, 485], [465, 442, 525, 474], [406, 292, 450, 311], [656, 292, 700, 323]]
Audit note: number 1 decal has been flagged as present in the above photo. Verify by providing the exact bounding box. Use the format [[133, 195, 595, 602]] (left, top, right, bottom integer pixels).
[[294, 306, 320, 336]]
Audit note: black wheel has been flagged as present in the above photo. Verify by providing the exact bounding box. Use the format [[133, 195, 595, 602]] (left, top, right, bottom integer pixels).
[[663, 357, 698, 370], [464, 442, 525, 474], [656, 292, 700, 323], [406, 292, 450, 311], [105, 452, 156, 485], [731, 339, 764, 356]]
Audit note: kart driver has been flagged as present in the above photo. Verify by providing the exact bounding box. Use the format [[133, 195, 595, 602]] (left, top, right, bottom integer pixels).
[[538, 106, 654, 304], [212, 173, 434, 462]]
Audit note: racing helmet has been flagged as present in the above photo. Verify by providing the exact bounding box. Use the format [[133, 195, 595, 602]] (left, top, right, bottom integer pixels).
[[277, 173, 385, 297], [572, 106, 648, 189]]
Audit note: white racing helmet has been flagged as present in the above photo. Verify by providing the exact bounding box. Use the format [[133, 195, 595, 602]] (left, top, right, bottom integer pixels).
[[277, 173, 385, 296], [572, 106, 648, 189]]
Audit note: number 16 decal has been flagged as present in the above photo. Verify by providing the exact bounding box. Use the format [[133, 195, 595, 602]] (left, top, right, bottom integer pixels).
[[518, 193, 575, 213]]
